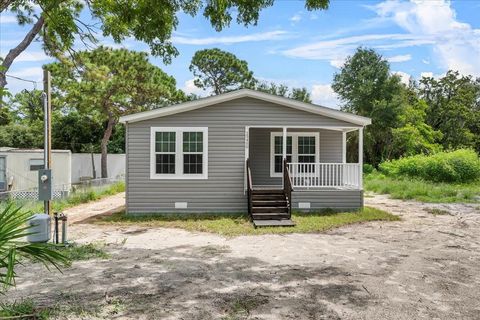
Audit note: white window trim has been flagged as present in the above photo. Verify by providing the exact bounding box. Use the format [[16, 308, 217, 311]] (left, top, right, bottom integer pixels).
[[270, 132, 320, 178], [150, 127, 208, 180]]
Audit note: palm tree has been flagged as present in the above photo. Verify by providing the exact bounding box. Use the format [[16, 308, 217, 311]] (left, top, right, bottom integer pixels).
[[0, 204, 70, 291]]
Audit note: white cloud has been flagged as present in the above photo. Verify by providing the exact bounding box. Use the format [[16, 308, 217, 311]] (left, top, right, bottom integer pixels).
[[0, 15, 17, 24], [420, 72, 433, 78], [182, 79, 208, 97], [283, 33, 431, 62], [15, 51, 50, 62], [387, 54, 411, 63], [392, 71, 411, 85], [172, 31, 290, 45], [284, 1, 480, 76], [290, 13, 302, 23], [311, 84, 340, 109], [422, 59, 430, 64], [371, 0, 480, 76], [329, 59, 344, 69]]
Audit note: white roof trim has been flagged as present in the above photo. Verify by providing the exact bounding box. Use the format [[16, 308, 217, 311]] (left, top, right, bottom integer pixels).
[[119, 89, 371, 126]]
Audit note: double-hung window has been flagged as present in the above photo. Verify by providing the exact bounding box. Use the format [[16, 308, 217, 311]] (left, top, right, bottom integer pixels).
[[151, 127, 208, 179], [270, 132, 319, 177]]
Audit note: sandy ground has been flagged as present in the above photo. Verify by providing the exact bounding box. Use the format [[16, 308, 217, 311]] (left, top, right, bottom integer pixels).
[[5, 194, 480, 319]]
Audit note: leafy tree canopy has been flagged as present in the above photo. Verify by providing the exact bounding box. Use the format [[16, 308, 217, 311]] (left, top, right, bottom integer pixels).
[[419, 71, 480, 153], [47, 46, 185, 177], [255, 82, 312, 103], [333, 47, 442, 165], [189, 48, 256, 94], [1, 0, 329, 90]]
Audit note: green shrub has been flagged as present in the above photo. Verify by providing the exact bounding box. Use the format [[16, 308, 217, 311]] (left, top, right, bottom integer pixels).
[[363, 164, 374, 174], [379, 149, 480, 183]]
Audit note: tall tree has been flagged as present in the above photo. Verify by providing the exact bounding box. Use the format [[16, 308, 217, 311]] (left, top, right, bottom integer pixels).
[[419, 71, 480, 152], [189, 48, 256, 94], [1, 0, 329, 92], [332, 47, 441, 165], [47, 47, 184, 178]]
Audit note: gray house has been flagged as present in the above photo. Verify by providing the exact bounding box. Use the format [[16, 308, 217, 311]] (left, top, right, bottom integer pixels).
[[120, 89, 371, 226]]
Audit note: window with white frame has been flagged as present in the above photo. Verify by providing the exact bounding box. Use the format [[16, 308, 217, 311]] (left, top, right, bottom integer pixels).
[[270, 132, 319, 177], [151, 127, 208, 179]]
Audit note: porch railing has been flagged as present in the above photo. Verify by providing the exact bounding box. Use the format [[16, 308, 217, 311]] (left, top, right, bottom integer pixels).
[[246, 158, 253, 220], [287, 163, 361, 189], [283, 159, 293, 218]]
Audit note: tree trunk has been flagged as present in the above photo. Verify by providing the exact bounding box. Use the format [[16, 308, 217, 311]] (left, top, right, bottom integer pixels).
[[100, 114, 116, 179], [0, 16, 45, 89]]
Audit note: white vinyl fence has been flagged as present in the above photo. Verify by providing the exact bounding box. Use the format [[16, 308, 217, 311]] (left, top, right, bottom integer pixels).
[[71, 153, 125, 183]]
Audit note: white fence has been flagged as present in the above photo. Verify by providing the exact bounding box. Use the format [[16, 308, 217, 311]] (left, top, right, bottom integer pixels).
[[287, 163, 361, 189], [71, 153, 125, 183], [0, 177, 124, 201]]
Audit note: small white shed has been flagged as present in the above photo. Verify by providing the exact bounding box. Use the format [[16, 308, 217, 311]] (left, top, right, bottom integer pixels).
[[0, 147, 72, 193]]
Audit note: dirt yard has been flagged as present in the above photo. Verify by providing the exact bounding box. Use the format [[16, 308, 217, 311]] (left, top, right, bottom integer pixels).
[[6, 194, 480, 319]]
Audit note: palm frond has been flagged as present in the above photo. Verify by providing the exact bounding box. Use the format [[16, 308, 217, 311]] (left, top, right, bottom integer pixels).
[[0, 204, 71, 291]]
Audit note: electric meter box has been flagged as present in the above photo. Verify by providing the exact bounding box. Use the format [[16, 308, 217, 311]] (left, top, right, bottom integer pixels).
[[38, 169, 52, 201], [27, 214, 51, 243]]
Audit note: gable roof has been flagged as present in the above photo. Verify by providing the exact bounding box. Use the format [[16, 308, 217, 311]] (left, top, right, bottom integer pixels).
[[119, 89, 371, 126]]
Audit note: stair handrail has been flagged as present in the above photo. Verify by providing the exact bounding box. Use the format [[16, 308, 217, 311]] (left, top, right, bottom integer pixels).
[[283, 158, 293, 218], [246, 158, 253, 219]]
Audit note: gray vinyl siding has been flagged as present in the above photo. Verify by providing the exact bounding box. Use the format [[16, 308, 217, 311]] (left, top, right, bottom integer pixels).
[[293, 190, 363, 211], [126, 97, 362, 214], [249, 128, 344, 186]]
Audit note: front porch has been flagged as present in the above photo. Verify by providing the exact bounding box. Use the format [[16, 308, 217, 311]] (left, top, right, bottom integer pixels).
[[246, 126, 364, 190], [245, 125, 365, 227]]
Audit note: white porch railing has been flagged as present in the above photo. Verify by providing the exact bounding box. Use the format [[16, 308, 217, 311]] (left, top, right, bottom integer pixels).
[[287, 163, 361, 189]]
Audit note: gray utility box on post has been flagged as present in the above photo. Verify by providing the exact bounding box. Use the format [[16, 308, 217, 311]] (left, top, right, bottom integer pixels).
[[38, 169, 52, 201], [27, 214, 51, 243]]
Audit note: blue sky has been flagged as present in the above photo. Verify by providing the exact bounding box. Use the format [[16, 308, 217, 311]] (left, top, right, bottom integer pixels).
[[1, 0, 480, 109]]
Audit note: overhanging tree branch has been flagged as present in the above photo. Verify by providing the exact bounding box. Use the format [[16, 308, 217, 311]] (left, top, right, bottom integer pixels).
[[0, 15, 45, 88]]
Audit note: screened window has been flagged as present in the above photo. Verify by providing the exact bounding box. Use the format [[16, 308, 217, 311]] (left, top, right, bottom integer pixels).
[[273, 136, 292, 173], [183, 132, 203, 174], [298, 136, 316, 163], [29, 159, 44, 171], [151, 127, 208, 179], [270, 132, 319, 177], [155, 132, 176, 174]]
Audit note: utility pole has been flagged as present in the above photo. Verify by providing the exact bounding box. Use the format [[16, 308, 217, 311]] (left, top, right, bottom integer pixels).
[[43, 68, 52, 216]]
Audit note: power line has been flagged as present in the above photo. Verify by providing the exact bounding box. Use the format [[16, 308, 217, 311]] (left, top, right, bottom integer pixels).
[[5, 74, 41, 89]]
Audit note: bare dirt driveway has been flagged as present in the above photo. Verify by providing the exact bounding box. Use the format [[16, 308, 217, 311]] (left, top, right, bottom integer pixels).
[[6, 194, 480, 319]]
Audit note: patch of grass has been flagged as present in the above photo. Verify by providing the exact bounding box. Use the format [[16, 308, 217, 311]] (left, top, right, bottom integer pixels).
[[91, 206, 399, 237], [365, 172, 480, 203], [0, 299, 55, 320], [0, 181, 125, 214], [58, 242, 110, 261], [424, 208, 451, 216], [221, 295, 269, 320]]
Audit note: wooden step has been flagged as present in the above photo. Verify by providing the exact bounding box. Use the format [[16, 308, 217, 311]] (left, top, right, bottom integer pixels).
[[253, 219, 295, 227], [252, 213, 290, 220], [251, 200, 287, 207], [252, 189, 284, 195], [252, 206, 288, 214], [252, 195, 286, 201]]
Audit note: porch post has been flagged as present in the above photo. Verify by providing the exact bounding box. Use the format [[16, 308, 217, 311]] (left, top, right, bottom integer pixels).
[[244, 126, 249, 193], [282, 127, 287, 186], [358, 127, 363, 189], [342, 131, 347, 163]]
